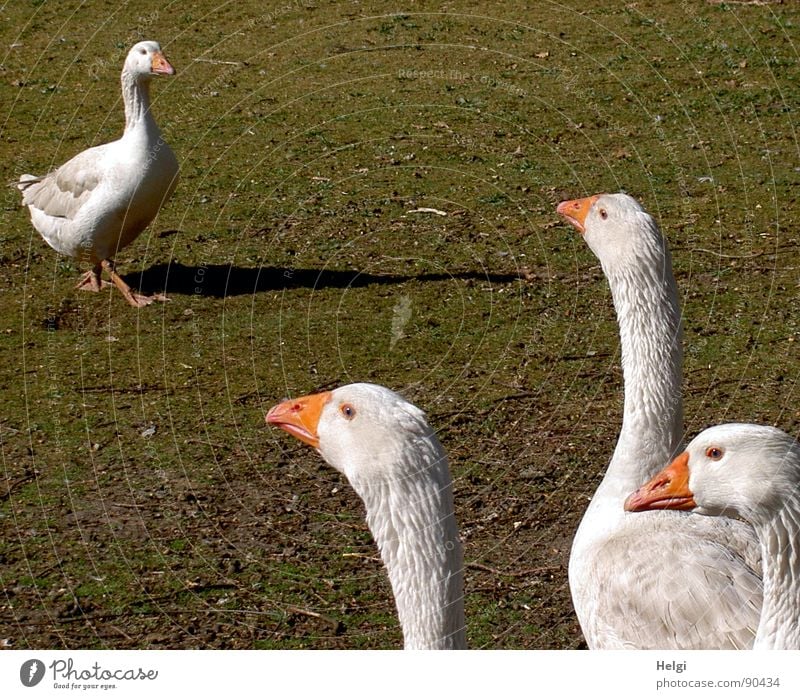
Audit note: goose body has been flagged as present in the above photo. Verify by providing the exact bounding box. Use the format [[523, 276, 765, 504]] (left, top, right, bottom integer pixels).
[[17, 41, 179, 307], [267, 383, 466, 649], [626, 423, 800, 649], [558, 193, 762, 648]]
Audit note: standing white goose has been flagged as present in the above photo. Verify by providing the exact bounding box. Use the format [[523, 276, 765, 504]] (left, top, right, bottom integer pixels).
[[557, 193, 762, 648], [626, 423, 800, 649], [266, 383, 466, 649], [17, 40, 179, 307]]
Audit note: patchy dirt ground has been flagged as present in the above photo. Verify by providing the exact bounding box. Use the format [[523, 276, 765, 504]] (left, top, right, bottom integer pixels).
[[1, 0, 798, 650]]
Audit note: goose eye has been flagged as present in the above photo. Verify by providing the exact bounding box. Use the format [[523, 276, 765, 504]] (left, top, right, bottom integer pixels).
[[599, 208, 608, 220], [139, 48, 147, 55], [706, 446, 724, 460], [340, 404, 356, 420]]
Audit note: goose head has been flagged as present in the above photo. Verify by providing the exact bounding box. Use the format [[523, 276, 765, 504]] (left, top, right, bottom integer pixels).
[[266, 383, 443, 492], [557, 192, 665, 273], [625, 423, 800, 523], [124, 41, 175, 79], [267, 383, 464, 649]]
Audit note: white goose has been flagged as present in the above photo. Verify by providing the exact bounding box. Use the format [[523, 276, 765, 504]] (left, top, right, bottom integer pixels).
[[626, 423, 800, 649], [266, 383, 466, 649], [17, 40, 179, 307], [557, 193, 762, 648]]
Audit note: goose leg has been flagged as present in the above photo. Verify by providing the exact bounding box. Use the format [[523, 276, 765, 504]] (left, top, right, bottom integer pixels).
[[100, 259, 168, 308], [75, 263, 110, 292]]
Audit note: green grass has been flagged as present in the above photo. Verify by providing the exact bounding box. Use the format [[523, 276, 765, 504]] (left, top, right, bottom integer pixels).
[[1, 0, 799, 650]]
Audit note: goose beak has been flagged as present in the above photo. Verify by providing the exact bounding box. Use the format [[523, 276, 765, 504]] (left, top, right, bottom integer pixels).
[[624, 452, 696, 512], [151, 51, 176, 76], [556, 194, 601, 234], [266, 391, 333, 449]]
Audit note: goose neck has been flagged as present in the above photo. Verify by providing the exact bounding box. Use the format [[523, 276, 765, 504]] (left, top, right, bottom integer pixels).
[[753, 503, 800, 649], [121, 70, 155, 133], [354, 442, 466, 649], [607, 254, 684, 487]]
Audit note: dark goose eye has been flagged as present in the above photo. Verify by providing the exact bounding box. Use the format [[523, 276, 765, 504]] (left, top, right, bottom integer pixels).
[[340, 404, 356, 420], [599, 208, 608, 220], [706, 447, 724, 460]]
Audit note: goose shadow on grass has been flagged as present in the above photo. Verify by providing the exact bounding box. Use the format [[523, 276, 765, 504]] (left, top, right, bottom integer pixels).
[[124, 262, 522, 298]]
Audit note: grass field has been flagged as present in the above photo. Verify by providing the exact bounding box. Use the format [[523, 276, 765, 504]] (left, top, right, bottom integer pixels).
[[1, 0, 798, 649]]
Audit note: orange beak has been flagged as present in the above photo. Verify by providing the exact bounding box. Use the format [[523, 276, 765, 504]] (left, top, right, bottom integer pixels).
[[151, 51, 176, 76], [266, 391, 333, 449], [556, 194, 602, 234], [624, 452, 696, 512]]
